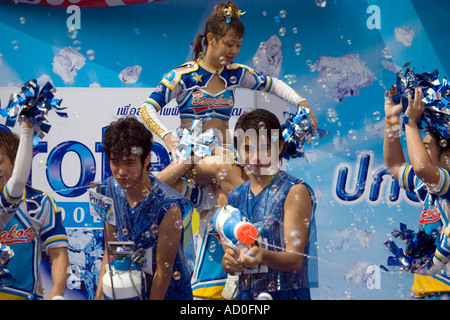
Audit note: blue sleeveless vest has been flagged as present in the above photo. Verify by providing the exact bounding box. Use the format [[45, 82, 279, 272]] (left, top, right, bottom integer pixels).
[[104, 173, 195, 299], [227, 171, 318, 294]]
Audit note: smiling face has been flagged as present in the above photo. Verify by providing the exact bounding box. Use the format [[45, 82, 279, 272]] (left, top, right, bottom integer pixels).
[[236, 131, 282, 177], [205, 29, 242, 67], [0, 131, 19, 191], [0, 149, 14, 191], [423, 133, 450, 169]]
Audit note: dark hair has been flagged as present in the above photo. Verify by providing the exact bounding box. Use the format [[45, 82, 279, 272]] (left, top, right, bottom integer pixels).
[[426, 129, 450, 160], [103, 116, 153, 171], [0, 129, 20, 165], [192, 1, 244, 60], [234, 108, 284, 161]]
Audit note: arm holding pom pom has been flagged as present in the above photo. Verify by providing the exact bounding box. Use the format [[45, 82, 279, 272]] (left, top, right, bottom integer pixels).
[[0, 118, 34, 232], [383, 85, 406, 180], [280, 107, 327, 160], [404, 87, 442, 186], [298, 100, 317, 134], [414, 225, 450, 276]]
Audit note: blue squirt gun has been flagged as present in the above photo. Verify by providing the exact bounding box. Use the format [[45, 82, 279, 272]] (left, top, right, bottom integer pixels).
[[212, 205, 258, 252]]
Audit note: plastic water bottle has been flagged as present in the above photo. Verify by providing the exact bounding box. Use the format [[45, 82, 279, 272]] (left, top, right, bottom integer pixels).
[[102, 257, 142, 300]]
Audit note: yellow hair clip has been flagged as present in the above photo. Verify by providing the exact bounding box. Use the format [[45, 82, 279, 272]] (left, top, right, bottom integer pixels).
[[224, 6, 245, 23]]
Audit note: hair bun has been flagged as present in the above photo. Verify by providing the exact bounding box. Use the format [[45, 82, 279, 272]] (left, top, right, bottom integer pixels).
[[215, 1, 245, 23]]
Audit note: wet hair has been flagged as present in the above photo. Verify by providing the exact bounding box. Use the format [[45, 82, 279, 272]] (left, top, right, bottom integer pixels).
[[0, 129, 20, 165], [234, 108, 284, 161], [192, 1, 244, 60], [425, 128, 450, 160], [103, 116, 153, 171]]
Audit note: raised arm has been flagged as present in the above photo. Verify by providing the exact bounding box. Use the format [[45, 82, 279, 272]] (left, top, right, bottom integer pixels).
[[268, 77, 318, 132], [0, 119, 34, 231], [403, 87, 441, 185], [383, 85, 406, 180]]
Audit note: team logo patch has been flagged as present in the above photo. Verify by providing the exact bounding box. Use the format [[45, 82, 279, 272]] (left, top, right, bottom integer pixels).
[[0, 225, 36, 245], [419, 205, 441, 225], [190, 91, 234, 114]]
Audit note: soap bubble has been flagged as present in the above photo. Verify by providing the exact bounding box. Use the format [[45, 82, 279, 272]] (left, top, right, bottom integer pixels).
[[264, 215, 276, 228], [294, 43, 302, 55], [372, 111, 381, 121], [67, 28, 77, 39], [326, 108, 339, 123], [86, 49, 95, 61], [315, 0, 326, 7], [73, 40, 82, 51], [175, 220, 183, 229], [173, 271, 181, 280], [11, 40, 19, 50], [382, 47, 392, 59], [348, 129, 357, 140], [284, 74, 297, 85], [150, 224, 158, 234]]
